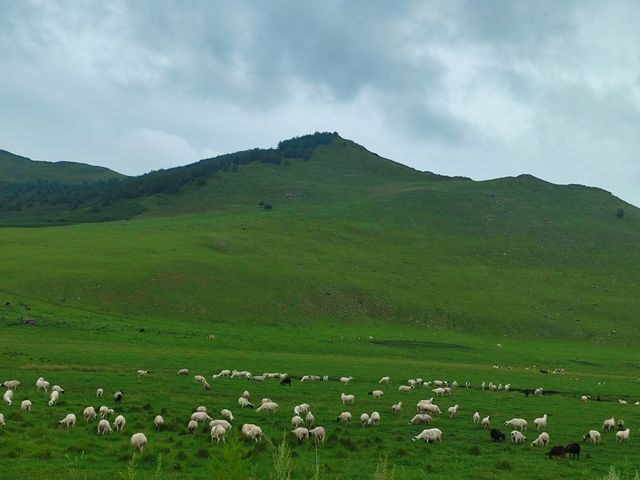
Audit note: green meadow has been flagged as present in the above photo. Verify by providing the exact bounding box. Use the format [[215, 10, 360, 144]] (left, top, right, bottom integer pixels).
[[1, 137, 639, 479]]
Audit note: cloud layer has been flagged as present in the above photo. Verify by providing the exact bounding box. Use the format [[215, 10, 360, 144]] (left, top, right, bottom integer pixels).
[[1, 0, 639, 204]]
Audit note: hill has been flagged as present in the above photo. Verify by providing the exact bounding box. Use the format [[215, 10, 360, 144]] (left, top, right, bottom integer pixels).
[[0, 148, 124, 184]]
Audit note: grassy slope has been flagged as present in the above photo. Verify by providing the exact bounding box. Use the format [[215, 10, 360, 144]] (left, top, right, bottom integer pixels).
[[0, 149, 124, 183], [1, 138, 639, 479]]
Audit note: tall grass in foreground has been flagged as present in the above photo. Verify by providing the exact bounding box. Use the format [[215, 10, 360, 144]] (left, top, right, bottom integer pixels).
[[602, 467, 640, 480]]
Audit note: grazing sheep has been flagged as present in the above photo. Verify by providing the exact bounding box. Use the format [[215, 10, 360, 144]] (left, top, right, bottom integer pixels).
[[412, 428, 443, 443], [581, 395, 590, 402], [602, 417, 616, 432], [51, 385, 64, 394], [241, 423, 263, 442], [221, 409, 233, 421], [48, 390, 59, 406], [2, 380, 20, 390], [291, 415, 304, 428], [193, 375, 206, 384], [203, 380, 211, 390], [136, 370, 151, 377], [368, 390, 384, 399], [154, 415, 164, 431], [447, 405, 459, 418], [176, 368, 189, 376], [534, 414, 548, 431], [432, 387, 447, 397], [504, 384, 511, 392], [3, 389, 13, 406], [21, 399, 32, 413], [305, 411, 315, 427], [0, 413, 4, 427], [131, 433, 147, 452], [417, 403, 442, 415], [114, 391, 123, 402], [534, 388, 544, 396], [531, 432, 550, 447], [217, 370, 231, 377], [35, 377, 49, 392], [481, 416, 491, 429], [368, 411, 381, 426], [616, 429, 630, 443], [294, 404, 311, 415], [548, 445, 566, 459], [188, 420, 199, 433], [210, 424, 226, 443], [83, 406, 97, 421], [504, 418, 527, 431], [291, 427, 309, 442], [379, 376, 390, 384], [340, 376, 353, 385], [341, 393, 355, 405], [99, 406, 114, 419], [565, 442, 580, 459], [617, 419, 626, 431], [114, 415, 126, 432], [360, 413, 370, 427], [392, 402, 402, 414], [96, 388, 103, 398], [309, 426, 326, 444], [209, 419, 232, 430], [511, 430, 526, 443], [490, 428, 506, 442], [256, 402, 279, 414], [323, 375, 329, 381], [241, 391, 250, 399], [399, 385, 412, 392], [238, 397, 254, 409], [196, 406, 207, 413], [191, 412, 212, 423], [583, 430, 601, 445], [473, 412, 480, 424], [59, 413, 76, 428], [97, 419, 112, 435], [619, 399, 627, 405], [409, 414, 432, 425], [336, 412, 352, 423]]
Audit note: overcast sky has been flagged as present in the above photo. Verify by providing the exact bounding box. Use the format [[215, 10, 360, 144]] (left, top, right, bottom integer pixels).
[[1, 1, 639, 205]]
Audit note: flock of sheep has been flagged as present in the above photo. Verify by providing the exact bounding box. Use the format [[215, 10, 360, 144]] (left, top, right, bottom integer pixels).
[[0, 369, 634, 461]]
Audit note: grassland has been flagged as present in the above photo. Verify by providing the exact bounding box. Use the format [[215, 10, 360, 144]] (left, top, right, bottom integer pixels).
[[1, 137, 639, 478]]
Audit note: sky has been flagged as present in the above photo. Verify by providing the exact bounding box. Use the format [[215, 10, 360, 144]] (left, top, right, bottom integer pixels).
[[1, 1, 639, 205]]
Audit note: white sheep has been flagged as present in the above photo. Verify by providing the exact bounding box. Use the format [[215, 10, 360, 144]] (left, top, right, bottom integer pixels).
[[305, 411, 315, 427], [241, 423, 263, 441], [97, 419, 112, 435], [409, 414, 432, 425], [504, 418, 527, 431], [336, 412, 352, 423], [294, 404, 311, 415], [291, 427, 309, 442], [534, 388, 544, 396], [136, 370, 151, 377], [0, 413, 4, 426], [218, 369, 231, 377], [504, 384, 511, 392], [221, 409, 233, 421], [417, 403, 441, 415], [511, 430, 526, 443], [534, 414, 547, 431], [581, 395, 590, 402], [256, 402, 279, 413], [603, 417, 616, 432], [447, 405, 459, 418], [210, 424, 227, 443], [260, 398, 272, 405], [2, 380, 20, 390], [412, 428, 443, 443], [241, 390, 250, 399], [399, 385, 412, 392], [114, 415, 126, 432], [473, 412, 480, 424], [583, 430, 601, 445], [340, 376, 353, 385], [360, 413, 370, 427], [188, 420, 199, 433], [392, 402, 402, 414], [154, 415, 164, 431], [191, 411, 212, 423], [368, 411, 380, 426], [96, 388, 104, 398], [341, 393, 355, 405], [196, 406, 207, 413], [618, 399, 628, 405], [83, 406, 97, 421], [176, 368, 189, 376], [48, 390, 59, 406], [322, 375, 329, 381], [369, 390, 384, 399], [238, 397, 254, 409], [209, 419, 232, 430], [36, 377, 49, 392], [99, 406, 114, 419], [193, 375, 206, 384], [291, 415, 304, 428], [21, 399, 32, 413], [616, 429, 630, 442], [131, 433, 147, 452], [432, 387, 446, 397], [379, 376, 390, 384], [481, 416, 491, 429], [309, 426, 326, 444], [3, 389, 13, 406], [59, 413, 77, 428], [531, 432, 549, 447], [51, 385, 64, 393]]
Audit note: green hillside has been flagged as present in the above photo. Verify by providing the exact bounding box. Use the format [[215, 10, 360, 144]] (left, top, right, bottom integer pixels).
[[0, 149, 124, 184]]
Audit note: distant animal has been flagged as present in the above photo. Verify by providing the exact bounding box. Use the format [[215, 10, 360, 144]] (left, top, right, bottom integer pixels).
[[138, 328, 145, 333], [114, 391, 123, 402], [280, 378, 291, 386], [565, 442, 580, 459], [490, 428, 505, 442], [582, 430, 601, 445], [548, 445, 566, 459]]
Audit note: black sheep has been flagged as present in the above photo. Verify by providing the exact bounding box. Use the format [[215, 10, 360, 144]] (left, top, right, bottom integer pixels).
[[114, 391, 123, 402], [618, 419, 625, 431], [548, 445, 566, 459], [280, 377, 291, 386], [490, 428, 505, 442], [565, 443, 580, 459]]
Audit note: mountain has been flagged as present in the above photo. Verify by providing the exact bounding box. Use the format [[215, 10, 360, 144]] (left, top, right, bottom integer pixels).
[[0, 132, 638, 344], [0, 148, 124, 184]]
